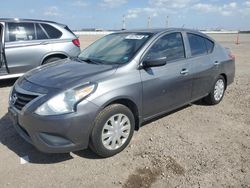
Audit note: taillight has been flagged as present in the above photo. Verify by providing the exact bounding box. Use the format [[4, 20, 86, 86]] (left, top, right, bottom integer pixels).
[[229, 52, 235, 60], [72, 38, 80, 47]]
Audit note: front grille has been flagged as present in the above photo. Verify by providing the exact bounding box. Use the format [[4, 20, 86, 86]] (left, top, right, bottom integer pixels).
[[12, 91, 38, 111]]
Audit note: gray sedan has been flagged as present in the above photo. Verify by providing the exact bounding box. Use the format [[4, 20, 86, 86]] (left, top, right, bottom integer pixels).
[[8, 28, 235, 157]]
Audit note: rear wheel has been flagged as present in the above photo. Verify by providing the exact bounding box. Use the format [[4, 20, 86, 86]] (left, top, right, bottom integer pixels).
[[204, 75, 226, 105], [89, 104, 135, 157], [43, 57, 62, 65]]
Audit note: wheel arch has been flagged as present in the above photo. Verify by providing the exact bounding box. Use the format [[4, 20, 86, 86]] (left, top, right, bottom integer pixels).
[[41, 52, 68, 65], [102, 98, 141, 131], [220, 73, 228, 89]]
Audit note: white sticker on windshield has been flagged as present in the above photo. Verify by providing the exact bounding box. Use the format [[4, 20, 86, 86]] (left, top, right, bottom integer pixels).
[[125, 35, 146, 40]]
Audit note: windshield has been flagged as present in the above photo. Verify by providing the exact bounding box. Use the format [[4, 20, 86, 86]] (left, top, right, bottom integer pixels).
[[78, 32, 152, 65]]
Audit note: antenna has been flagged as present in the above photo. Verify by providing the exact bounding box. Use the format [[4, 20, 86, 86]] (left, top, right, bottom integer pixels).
[[122, 15, 126, 30], [166, 16, 169, 28], [147, 16, 151, 29]]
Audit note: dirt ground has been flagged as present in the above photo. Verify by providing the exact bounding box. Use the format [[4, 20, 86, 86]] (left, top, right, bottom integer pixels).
[[0, 33, 249, 188]]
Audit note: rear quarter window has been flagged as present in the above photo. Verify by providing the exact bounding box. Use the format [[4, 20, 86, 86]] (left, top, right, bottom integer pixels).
[[187, 33, 207, 56], [41, 23, 62, 39], [204, 38, 214, 53]]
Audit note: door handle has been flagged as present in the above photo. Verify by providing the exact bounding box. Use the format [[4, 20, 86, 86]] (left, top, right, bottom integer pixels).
[[180, 69, 189, 75]]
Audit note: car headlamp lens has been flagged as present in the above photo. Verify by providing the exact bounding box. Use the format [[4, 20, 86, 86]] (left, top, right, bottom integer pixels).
[[35, 84, 96, 116]]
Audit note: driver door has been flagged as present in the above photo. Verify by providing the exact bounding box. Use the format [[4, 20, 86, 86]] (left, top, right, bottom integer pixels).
[[140, 32, 192, 119]]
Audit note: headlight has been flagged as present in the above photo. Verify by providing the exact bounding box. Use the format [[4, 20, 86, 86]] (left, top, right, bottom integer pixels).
[[35, 84, 96, 116]]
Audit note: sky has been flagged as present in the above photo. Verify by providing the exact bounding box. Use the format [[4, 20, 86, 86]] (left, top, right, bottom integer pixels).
[[1, 0, 250, 30]]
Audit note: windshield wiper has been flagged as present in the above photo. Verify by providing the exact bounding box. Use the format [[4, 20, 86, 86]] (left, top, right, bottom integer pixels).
[[80, 57, 103, 65], [70, 57, 102, 65], [70, 57, 83, 62]]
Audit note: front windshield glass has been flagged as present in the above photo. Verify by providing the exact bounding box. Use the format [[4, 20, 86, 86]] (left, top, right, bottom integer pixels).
[[78, 32, 152, 65]]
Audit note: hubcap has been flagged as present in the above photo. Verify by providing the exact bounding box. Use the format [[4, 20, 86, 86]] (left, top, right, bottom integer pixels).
[[101, 114, 131, 150], [214, 79, 225, 101]]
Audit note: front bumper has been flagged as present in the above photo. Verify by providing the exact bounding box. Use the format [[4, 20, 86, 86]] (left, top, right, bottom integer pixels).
[[8, 84, 99, 153]]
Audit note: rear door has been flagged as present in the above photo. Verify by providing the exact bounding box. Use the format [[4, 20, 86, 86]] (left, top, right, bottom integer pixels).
[[4, 22, 52, 74], [140, 32, 192, 119], [185, 33, 216, 100]]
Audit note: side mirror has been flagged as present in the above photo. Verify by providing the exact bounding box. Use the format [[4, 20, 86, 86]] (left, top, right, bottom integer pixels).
[[143, 57, 167, 68]]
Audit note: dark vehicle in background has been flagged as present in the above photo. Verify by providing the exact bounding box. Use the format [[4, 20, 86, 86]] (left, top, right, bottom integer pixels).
[[8, 28, 235, 157], [0, 18, 81, 80]]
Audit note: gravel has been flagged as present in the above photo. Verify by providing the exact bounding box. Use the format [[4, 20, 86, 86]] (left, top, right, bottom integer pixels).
[[0, 34, 249, 188]]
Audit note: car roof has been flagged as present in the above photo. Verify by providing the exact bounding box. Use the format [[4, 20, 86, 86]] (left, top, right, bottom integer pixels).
[[117, 28, 213, 40], [0, 18, 65, 26], [119, 28, 178, 34]]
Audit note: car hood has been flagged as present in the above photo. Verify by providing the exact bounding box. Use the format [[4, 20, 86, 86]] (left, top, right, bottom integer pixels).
[[24, 59, 117, 89]]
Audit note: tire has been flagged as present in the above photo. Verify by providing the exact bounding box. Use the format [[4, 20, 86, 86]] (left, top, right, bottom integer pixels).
[[204, 75, 226, 105], [43, 57, 62, 65], [89, 104, 135, 158]]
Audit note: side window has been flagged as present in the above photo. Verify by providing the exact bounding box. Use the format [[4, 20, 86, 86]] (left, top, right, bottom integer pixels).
[[41, 24, 62, 39], [187, 33, 207, 56], [145, 32, 185, 62], [36, 23, 48, 40], [204, 38, 214, 53], [8, 22, 35, 42]]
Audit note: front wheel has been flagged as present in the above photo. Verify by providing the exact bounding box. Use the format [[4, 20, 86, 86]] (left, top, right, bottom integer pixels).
[[204, 75, 226, 105], [89, 104, 135, 157]]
